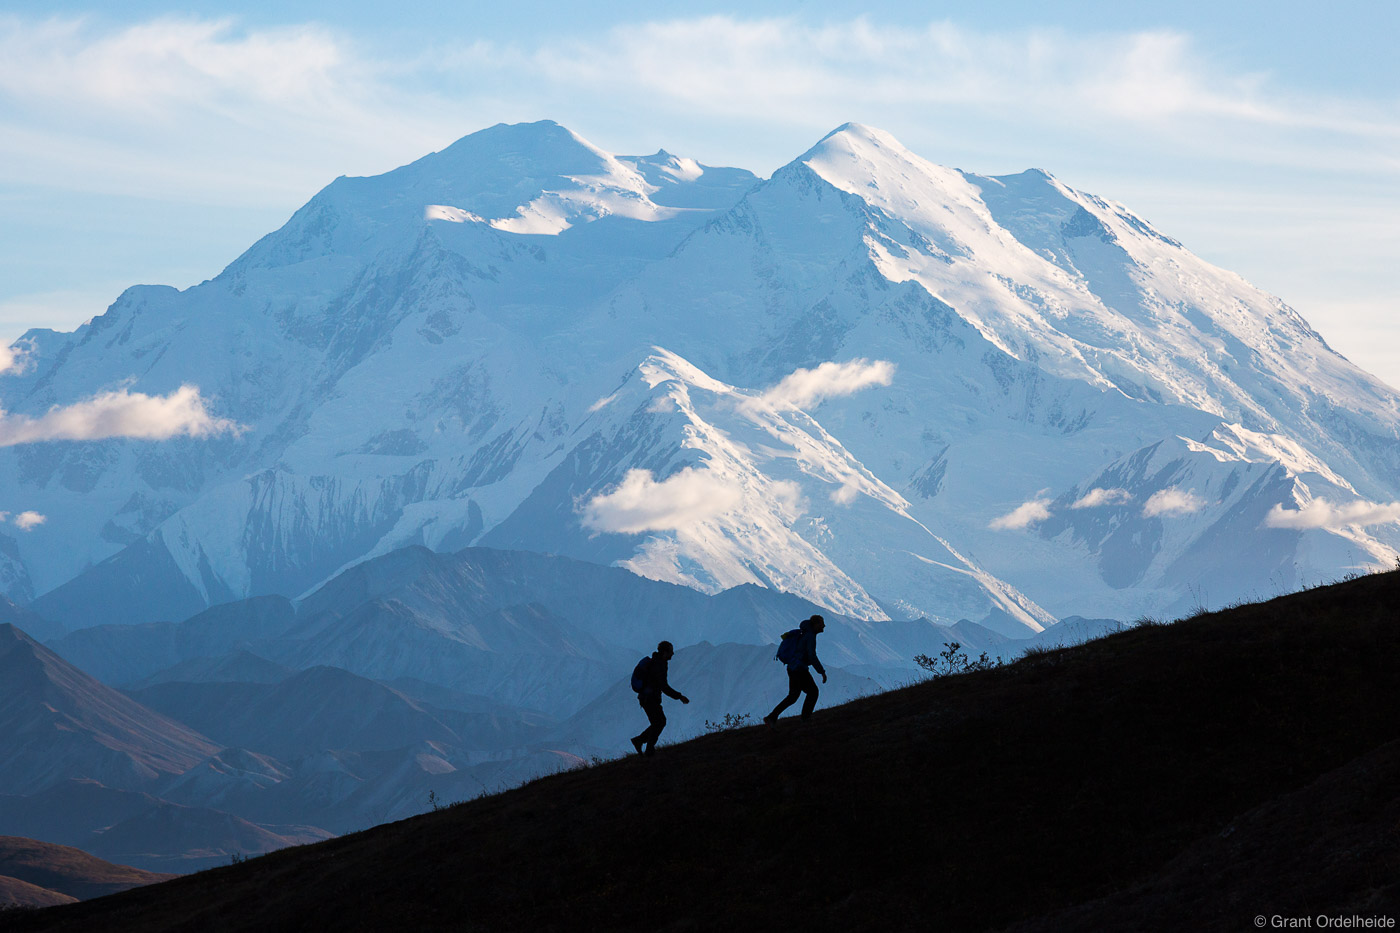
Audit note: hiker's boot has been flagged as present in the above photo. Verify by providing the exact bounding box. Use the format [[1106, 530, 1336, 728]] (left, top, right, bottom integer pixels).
[[631, 736, 645, 755], [763, 713, 777, 725]]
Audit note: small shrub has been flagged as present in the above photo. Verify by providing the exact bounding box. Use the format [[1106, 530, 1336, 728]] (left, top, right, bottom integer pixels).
[[229, 851, 247, 866], [704, 712, 752, 733], [915, 641, 1002, 677]]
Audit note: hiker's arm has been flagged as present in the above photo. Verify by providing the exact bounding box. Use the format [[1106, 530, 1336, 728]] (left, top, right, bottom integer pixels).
[[811, 645, 826, 680], [663, 681, 686, 702]]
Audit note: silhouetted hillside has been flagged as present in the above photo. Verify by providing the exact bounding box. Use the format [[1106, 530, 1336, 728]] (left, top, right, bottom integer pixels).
[[8, 570, 1400, 932]]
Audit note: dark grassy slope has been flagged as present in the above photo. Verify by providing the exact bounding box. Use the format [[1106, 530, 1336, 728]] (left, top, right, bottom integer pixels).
[[9, 570, 1400, 932]]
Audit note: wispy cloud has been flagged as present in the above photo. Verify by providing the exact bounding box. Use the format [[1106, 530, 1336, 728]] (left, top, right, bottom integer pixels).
[[6, 13, 1395, 206], [0, 15, 444, 204], [1071, 487, 1133, 509], [580, 467, 744, 534], [0, 385, 240, 446], [758, 359, 895, 409], [1265, 498, 1400, 531], [12, 511, 44, 531], [1142, 487, 1205, 517], [989, 497, 1052, 531], [498, 17, 1400, 158], [0, 339, 32, 376]]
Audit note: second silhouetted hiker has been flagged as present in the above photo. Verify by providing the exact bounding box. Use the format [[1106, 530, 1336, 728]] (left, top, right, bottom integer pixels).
[[764, 614, 827, 723], [630, 640, 689, 756]]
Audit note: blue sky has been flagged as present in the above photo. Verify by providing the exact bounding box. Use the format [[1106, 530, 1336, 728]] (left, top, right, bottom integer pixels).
[[2, 2, 1397, 385]]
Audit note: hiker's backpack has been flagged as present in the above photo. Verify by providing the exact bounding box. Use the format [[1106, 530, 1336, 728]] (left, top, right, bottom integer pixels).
[[775, 629, 803, 665], [630, 656, 651, 693]]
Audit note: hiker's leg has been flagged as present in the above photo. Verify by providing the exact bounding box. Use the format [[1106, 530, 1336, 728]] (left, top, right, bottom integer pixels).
[[634, 697, 655, 748], [768, 668, 805, 719], [640, 698, 666, 748], [799, 670, 820, 719]]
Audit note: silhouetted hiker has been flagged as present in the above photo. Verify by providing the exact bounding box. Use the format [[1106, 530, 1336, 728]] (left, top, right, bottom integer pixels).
[[630, 640, 689, 756], [764, 615, 827, 723]]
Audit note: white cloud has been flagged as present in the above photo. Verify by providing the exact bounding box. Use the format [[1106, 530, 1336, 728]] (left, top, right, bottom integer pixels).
[[759, 359, 895, 410], [0, 384, 241, 446], [0, 340, 32, 376], [1071, 487, 1133, 509], [989, 497, 1053, 531], [830, 479, 861, 506], [587, 392, 618, 413], [12, 511, 44, 531], [495, 18, 1400, 150], [1142, 487, 1206, 517], [0, 17, 344, 114], [580, 467, 743, 534], [0, 16, 445, 205], [11, 13, 1388, 214], [1264, 498, 1400, 531]]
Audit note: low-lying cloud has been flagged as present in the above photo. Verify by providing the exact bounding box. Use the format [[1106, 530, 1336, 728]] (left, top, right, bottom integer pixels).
[[989, 497, 1052, 531], [1142, 487, 1205, 517], [0, 385, 240, 446], [993, 485, 1204, 529], [1265, 498, 1400, 531], [581, 466, 744, 534], [0, 510, 46, 531], [0, 341, 33, 376], [1071, 487, 1133, 509], [759, 359, 895, 409]]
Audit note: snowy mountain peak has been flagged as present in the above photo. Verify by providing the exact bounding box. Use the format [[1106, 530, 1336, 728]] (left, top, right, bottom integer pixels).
[[6, 119, 1400, 639], [797, 122, 972, 201], [399, 121, 670, 235]]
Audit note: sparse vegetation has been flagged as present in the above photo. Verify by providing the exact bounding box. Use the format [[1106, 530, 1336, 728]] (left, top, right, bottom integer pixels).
[[703, 712, 752, 733], [1017, 642, 1059, 662], [914, 641, 999, 677]]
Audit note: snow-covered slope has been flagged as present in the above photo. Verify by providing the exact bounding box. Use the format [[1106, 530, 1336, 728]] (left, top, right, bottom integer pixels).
[[4, 120, 1398, 631]]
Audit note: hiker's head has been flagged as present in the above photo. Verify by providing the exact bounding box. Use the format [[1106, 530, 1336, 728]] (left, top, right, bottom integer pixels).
[[802, 614, 825, 634], [657, 640, 674, 659]]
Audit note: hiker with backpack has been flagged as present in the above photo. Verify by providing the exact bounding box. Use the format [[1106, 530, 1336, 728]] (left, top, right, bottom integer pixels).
[[631, 640, 689, 756], [764, 614, 827, 724]]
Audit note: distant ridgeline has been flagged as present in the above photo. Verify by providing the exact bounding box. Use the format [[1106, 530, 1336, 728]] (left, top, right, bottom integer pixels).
[[11, 566, 1400, 931], [1, 543, 1106, 872]]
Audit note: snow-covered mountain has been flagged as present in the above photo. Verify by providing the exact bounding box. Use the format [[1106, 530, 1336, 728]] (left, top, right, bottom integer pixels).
[[4, 120, 1398, 632]]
